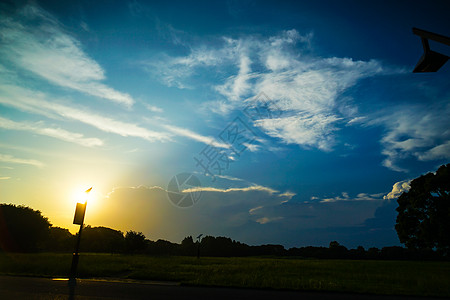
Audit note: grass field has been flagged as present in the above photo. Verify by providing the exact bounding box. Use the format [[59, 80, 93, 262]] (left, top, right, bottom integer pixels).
[[1, 253, 449, 297]]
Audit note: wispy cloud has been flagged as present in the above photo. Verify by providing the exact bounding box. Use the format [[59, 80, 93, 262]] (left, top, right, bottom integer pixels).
[[417, 141, 450, 161], [143, 38, 240, 89], [213, 174, 247, 182], [98, 183, 385, 246], [164, 124, 230, 149], [279, 191, 296, 203], [256, 216, 283, 224], [144, 104, 164, 113], [255, 114, 341, 151], [0, 176, 11, 180], [249, 205, 263, 214], [0, 84, 171, 142], [0, 116, 103, 147], [0, 4, 134, 107], [372, 102, 450, 172], [182, 185, 278, 194], [147, 29, 390, 151], [147, 27, 449, 169], [0, 153, 44, 168], [0, 82, 236, 149], [319, 192, 385, 203]]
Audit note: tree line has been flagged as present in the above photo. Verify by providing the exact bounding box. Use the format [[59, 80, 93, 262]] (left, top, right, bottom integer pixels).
[[1, 163, 448, 259], [0, 203, 447, 260]]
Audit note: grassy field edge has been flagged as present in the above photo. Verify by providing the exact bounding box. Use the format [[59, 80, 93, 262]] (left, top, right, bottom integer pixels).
[[1, 253, 449, 297]]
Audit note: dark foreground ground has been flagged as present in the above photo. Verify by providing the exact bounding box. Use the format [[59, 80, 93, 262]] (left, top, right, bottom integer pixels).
[[0, 276, 445, 300]]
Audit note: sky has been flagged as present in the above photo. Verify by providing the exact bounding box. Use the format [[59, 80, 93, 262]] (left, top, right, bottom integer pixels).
[[1, 0, 449, 249]]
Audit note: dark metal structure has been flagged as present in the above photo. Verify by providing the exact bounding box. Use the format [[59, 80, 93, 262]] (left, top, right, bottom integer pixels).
[[412, 27, 450, 73], [69, 187, 92, 279]]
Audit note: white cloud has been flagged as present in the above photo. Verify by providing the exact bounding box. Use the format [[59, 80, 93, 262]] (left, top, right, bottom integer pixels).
[[249, 206, 263, 214], [0, 116, 103, 147], [213, 174, 246, 182], [182, 185, 278, 194], [255, 114, 341, 151], [200, 100, 235, 115], [94, 183, 385, 246], [148, 29, 387, 151], [279, 191, 296, 199], [256, 216, 283, 224], [0, 4, 133, 107], [418, 141, 450, 161], [374, 102, 450, 172], [346, 116, 367, 126], [0, 84, 171, 142], [0, 153, 44, 168], [215, 54, 253, 101], [144, 104, 164, 113], [164, 124, 230, 149], [0, 82, 232, 149], [383, 180, 411, 200], [242, 142, 260, 152], [0, 176, 11, 180], [320, 191, 385, 203], [143, 39, 241, 89]]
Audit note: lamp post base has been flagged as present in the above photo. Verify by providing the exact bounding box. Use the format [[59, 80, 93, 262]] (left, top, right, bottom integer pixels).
[[69, 253, 79, 279]]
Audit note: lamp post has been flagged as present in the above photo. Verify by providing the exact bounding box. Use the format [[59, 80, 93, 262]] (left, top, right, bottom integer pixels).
[[412, 27, 450, 73], [69, 187, 92, 279], [196, 234, 203, 259]]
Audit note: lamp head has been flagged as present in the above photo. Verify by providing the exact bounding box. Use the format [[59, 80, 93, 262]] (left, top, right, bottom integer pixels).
[[413, 48, 449, 73], [412, 30, 450, 73]]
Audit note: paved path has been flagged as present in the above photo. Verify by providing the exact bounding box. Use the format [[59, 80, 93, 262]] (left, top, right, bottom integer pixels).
[[0, 275, 439, 300]]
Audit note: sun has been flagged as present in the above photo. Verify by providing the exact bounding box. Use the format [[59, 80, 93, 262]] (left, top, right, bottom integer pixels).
[[69, 185, 96, 207]]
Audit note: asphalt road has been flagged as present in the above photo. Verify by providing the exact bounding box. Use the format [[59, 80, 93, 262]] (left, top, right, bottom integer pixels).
[[0, 275, 441, 300]]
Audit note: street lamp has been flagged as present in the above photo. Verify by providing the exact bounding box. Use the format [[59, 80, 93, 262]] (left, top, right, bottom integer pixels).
[[69, 187, 92, 279], [196, 234, 203, 259], [412, 27, 450, 73]]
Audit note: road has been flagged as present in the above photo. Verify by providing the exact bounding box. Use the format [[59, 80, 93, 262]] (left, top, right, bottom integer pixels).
[[0, 275, 440, 300]]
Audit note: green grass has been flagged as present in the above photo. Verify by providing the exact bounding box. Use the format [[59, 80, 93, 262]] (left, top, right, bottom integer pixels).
[[1, 253, 449, 297]]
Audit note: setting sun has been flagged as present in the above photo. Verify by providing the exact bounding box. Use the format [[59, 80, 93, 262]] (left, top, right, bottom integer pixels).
[[70, 186, 94, 206]]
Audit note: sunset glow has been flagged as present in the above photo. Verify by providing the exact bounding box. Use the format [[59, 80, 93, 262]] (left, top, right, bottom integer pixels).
[[1, 0, 449, 249]]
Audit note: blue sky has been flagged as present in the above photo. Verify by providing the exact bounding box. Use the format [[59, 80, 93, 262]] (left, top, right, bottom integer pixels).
[[1, 0, 449, 248]]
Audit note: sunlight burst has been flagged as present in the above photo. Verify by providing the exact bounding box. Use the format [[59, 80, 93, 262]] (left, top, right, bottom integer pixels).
[[70, 186, 95, 206]]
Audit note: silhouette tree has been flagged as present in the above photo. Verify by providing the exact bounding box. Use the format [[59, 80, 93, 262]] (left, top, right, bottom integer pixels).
[[395, 164, 450, 255], [366, 247, 380, 259], [79, 226, 124, 253], [181, 236, 196, 256], [46, 227, 74, 251], [147, 239, 178, 255], [328, 241, 348, 258], [0, 204, 51, 252], [125, 230, 146, 253]]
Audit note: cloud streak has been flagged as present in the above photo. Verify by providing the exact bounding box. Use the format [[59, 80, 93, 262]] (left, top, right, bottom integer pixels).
[[320, 192, 385, 203], [164, 124, 230, 149], [0, 116, 103, 147], [0, 153, 44, 168], [0, 84, 171, 142], [0, 4, 134, 107], [0, 82, 244, 149], [372, 102, 450, 172], [95, 184, 385, 247], [182, 185, 278, 194]]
